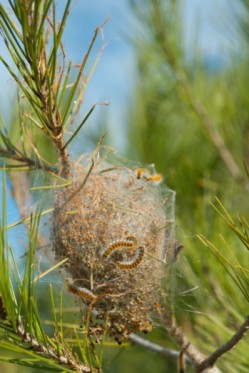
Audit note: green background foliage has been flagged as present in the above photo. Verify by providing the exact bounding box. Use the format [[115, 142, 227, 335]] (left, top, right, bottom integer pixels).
[[126, 1, 249, 372], [0, 0, 249, 372]]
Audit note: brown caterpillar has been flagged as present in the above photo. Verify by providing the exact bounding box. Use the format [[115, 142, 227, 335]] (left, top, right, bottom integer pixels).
[[135, 168, 150, 180], [66, 278, 98, 302], [100, 237, 137, 259], [145, 174, 163, 183], [135, 168, 163, 184], [115, 247, 145, 270]]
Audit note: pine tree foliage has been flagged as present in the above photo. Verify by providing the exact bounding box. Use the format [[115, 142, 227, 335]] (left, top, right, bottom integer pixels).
[[0, 1, 106, 372], [127, 0, 249, 372], [0, 1, 248, 373]]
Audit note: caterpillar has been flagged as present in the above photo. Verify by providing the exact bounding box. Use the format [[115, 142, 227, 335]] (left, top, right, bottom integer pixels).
[[100, 237, 137, 260], [178, 351, 185, 373], [115, 247, 145, 270], [144, 173, 163, 184], [135, 168, 150, 180], [66, 278, 98, 302], [135, 168, 163, 184]]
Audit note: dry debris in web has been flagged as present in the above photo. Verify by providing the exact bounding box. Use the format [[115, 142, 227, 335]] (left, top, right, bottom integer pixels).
[[51, 148, 175, 343]]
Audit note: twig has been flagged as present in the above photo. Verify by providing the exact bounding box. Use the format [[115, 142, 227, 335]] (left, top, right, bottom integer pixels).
[[129, 333, 183, 360], [196, 315, 249, 373], [160, 309, 222, 373], [0, 147, 58, 173], [16, 317, 91, 372]]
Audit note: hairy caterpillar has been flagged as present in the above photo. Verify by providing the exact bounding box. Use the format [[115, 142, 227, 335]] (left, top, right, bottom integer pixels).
[[100, 237, 137, 259], [66, 278, 98, 302], [135, 168, 163, 184], [115, 247, 145, 270]]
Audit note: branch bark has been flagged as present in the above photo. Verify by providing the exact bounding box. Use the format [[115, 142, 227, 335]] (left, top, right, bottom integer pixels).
[[160, 309, 222, 373], [0, 147, 58, 174], [196, 315, 249, 373], [129, 333, 183, 360]]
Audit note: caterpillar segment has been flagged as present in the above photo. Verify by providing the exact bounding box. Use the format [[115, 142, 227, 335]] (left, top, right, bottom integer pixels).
[[100, 237, 137, 260], [135, 168, 150, 180], [135, 168, 163, 184], [66, 278, 98, 302], [144, 173, 163, 184], [115, 247, 145, 270]]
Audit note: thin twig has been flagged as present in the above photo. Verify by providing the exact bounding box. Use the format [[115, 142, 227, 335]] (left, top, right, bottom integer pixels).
[[160, 309, 222, 373], [129, 333, 183, 359], [16, 317, 91, 372], [196, 315, 249, 373], [0, 147, 58, 173]]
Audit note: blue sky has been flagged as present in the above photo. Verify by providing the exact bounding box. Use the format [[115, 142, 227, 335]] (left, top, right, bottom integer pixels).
[[63, 1, 136, 153], [62, 0, 238, 152]]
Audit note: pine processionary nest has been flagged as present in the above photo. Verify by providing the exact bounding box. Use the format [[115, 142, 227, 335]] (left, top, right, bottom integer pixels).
[[51, 150, 175, 342]]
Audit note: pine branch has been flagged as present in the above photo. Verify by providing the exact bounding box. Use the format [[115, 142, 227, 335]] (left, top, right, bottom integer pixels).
[[0, 172, 100, 372], [159, 309, 222, 373], [0, 146, 58, 173], [0, 1, 107, 178], [196, 315, 249, 373], [129, 333, 182, 359]]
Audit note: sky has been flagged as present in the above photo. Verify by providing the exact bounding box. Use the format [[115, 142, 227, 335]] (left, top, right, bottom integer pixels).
[[60, 0, 238, 153], [0, 0, 240, 231], [0, 0, 239, 153]]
